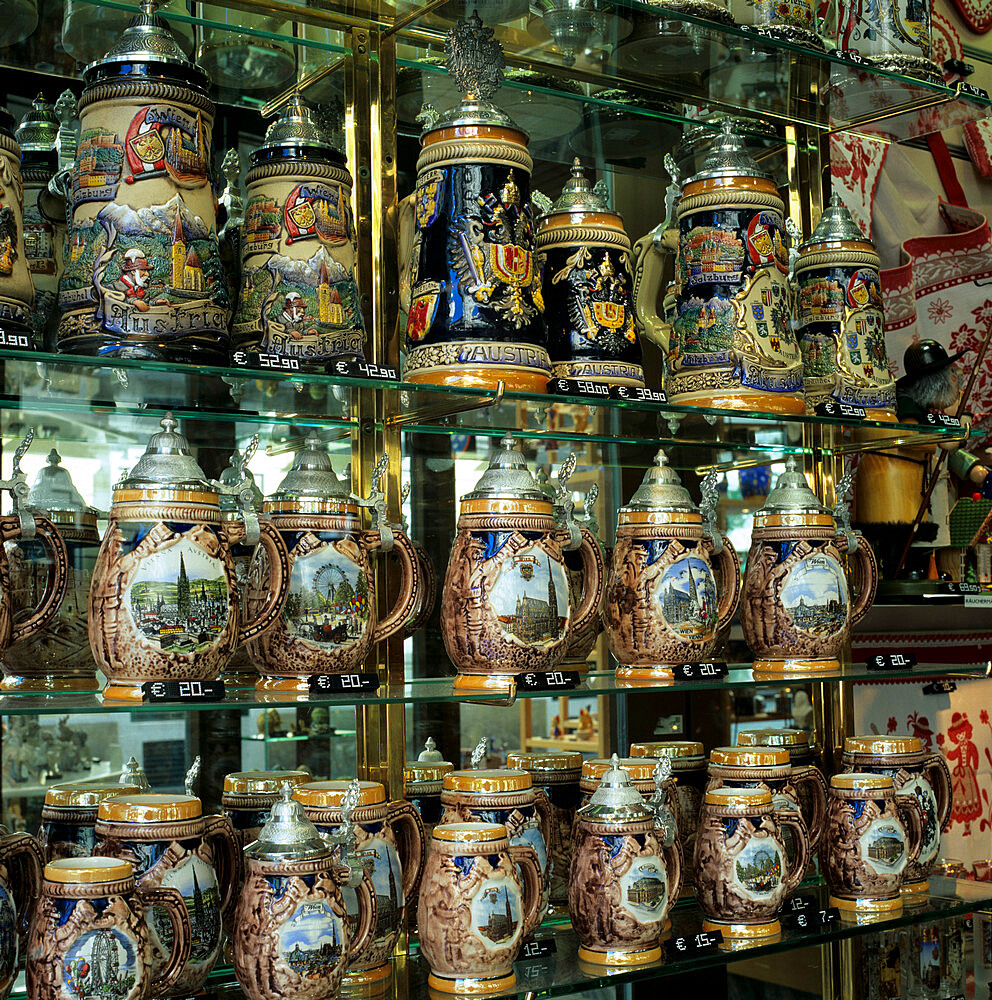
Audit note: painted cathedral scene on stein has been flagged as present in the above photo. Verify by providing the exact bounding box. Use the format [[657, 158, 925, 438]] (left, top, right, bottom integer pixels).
[[489, 551, 570, 646]]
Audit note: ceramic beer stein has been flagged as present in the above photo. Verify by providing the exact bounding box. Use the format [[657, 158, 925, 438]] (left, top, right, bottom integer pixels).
[[841, 735, 952, 898], [694, 786, 810, 938], [94, 793, 240, 995], [4, 450, 101, 692], [38, 782, 142, 862], [440, 765, 553, 923], [25, 857, 191, 1000], [418, 822, 542, 994], [741, 458, 877, 672], [405, 16, 550, 391], [605, 451, 740, 680], [570, 756, 682, 965], [442, 436, 604, 692], [222, 769, 312, 848], [233, 788, 378, 1000], [404, 737, 454, 840], [0, 105, 36, 340], [247, 436, 422, 691], [0, 826, 44, 998], [58, 0, 230, 361], [506, 749, 582, 908], [294, 779, 426, 985], [666, 121, 803, 412], [824, 773, 925, 916], [534, 159, 643, 386], [232, 96, 365, 368], [795, 195, 895, 417]]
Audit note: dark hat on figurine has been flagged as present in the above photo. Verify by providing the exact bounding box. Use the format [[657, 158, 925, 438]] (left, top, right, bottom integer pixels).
[[897, 339, 968, 388]]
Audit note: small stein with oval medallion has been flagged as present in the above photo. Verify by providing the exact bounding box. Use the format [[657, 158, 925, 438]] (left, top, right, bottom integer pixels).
[[38, 782, 141, 863], [404, 737, 454, 840], [0, 826, 45, 1000]]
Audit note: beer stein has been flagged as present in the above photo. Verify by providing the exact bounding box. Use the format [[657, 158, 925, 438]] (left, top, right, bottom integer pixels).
[[418, 822, 542, 994], [233, 788, 378, 1000], [741, 458, 877, 672], [605, 451, 740, 680], [695, 787, 809, 938], [835, 0, 941, 82], [0, 827, 44, 998], [247, 436, 422, 691], [534, 159, 642, 386], [570, 756, 682, 965], [25, 857, 190, 1000], [4, 449, 101, 692], [233, 97, 365, 369], [795, 195, 895, 417], [441, 436, 604, 692], [89, 415, 290, 700], [58, 0, 230, 362], [38, 782, 141, 862], [405, 15, 549, 391], [94, 793, 240, 996], [0, 105, 36, 340], [404, 737, 454, 840], [842, 735, 952, 898]]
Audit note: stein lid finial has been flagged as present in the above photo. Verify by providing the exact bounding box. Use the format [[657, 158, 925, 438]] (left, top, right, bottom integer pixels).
[[621, 449, 696, 514], [579, 754, 652, 822], [89, 0, 197, 78], [15, 93, 59, 153], [118, 413, 213, 493], [247, 782, 330, 861], [760, 457, 829, 515], [463, 435, 547, 504], [269, 433, 350, 504], [689, 119, 769, 184], [548, 158, 611, 214]]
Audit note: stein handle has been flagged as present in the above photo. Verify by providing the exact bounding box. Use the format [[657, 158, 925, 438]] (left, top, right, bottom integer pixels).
[[201, 814, 242, 922], [508, 844, 543, 941], [0, 832, 44, 936], [777, 808, 811, 897], [840, 533, 878, 628], [665, 833, 684, 911], [567, 525, 606, 641], [922, 752, 954, 833], [0, 515, 68, 644], [532, 787, 555, 873], [713, 535, 741, 634], [236, 521, 290, 644], [895, 791, 927, 868], [366, 528, 423, 645], [386, 799, 427, 904], [792, 766, 828, 852], [632, 227, 671, 352], [404, 542, 437, 638], [345, 863, 379, 964], [664, 781, 681, 835], [139, 886, 191, 995]]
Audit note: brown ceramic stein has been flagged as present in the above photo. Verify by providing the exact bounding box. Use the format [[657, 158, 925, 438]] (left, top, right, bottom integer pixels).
[[294, 779, 426, 986], [404, 737, 455, 841], [0, 826, 44, 998], [605, 451, 740, 681], [38, 782, 141, 862], [506, 749, 582, 909], [94, 793, 241, 996], [741, 458, 877, 673], [443, 437, 605, 692], [25, 857, 191, 1000], [222, 769, 312, 848], [233, 787, 378, 1000], [841, 735, 952, 899], [440, 766, 553, 924], [570, 757, 682, 966], [694, 787, 810, 939], [824, 773, 925, 917], [418, 822, 542, 995]]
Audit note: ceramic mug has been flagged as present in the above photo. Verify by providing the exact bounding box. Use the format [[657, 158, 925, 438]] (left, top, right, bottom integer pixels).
[[694, 787, 809, 939], [94, 794, 240, 996], [417, 822, 542, 994], [823, 773, 925, 916], [0, 827, 45, 999], [38, 782, 142, 862], [25, 857, 190, 1000]]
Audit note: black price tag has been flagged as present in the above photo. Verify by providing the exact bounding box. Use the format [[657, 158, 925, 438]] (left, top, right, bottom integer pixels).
[[839, 48, 872, 65], [924, 411, 962, 428], [669, 930, 723, 957], [143, 680, 225, 702], [866, 653, 917, 671], [517, 670, 581, 691], [785, 894, 816, 913], [948, 581, 982, 593], [331, 359, 399, 381], [814, 400, 867, 420], [230, 350, 304, 373], [308, 673, 380, 693], [785, 906, 840, 932], [923, 680, 957, 695], [519, 939, 557, 959], [674, 662, 729, 681], [549, 378, 667, 403], [0, 329, 37, 351], [960, 81, 989, 100]]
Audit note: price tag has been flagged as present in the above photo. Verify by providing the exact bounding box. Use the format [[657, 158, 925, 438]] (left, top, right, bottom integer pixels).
[[814, 400, 867, 420], [960, 81, 989, 100], [866, 653, 917, 671], [143, 680, 225, 703], [669, 930, 723, 958], [549, 378, 667, 403], [923, 680, 957, 695], [517, 671, 581, 691], [519, 939, 557, 959], [965, 593, 992, 608], [0, 329, 36, 351], [839, 48, 872, 65], [948, 581, 982, 594], [923, 411, 962, 428], [786, 907, 840, 932], [333, 359, 399, 381], [674, 662, 729, 681], [231, 350, 303, 372], [308, 673, 380, 693], [785, 894, 816, 913]]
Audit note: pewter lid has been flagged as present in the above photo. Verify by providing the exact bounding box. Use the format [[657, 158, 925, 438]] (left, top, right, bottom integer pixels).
[[800, 194, 870, 250], [269, 433, 350, 503], [688, 119, 770, 184], [253, 95, 343, 161], [621, 450, 696, 513], [29, 450, 99, 520], [15, 95, 59, 153], [760, 457, 828, 515], [116, 413, 214, 494], [462, 435, 547, 503], [120, 756, 151, 792], [578, 754, 651, 822], [550, 158, 611, 214], [87, 0, 198, 76], [219, 450, 263, 513], [405, 737, 455, 786], [246, 784, 331, 861]]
